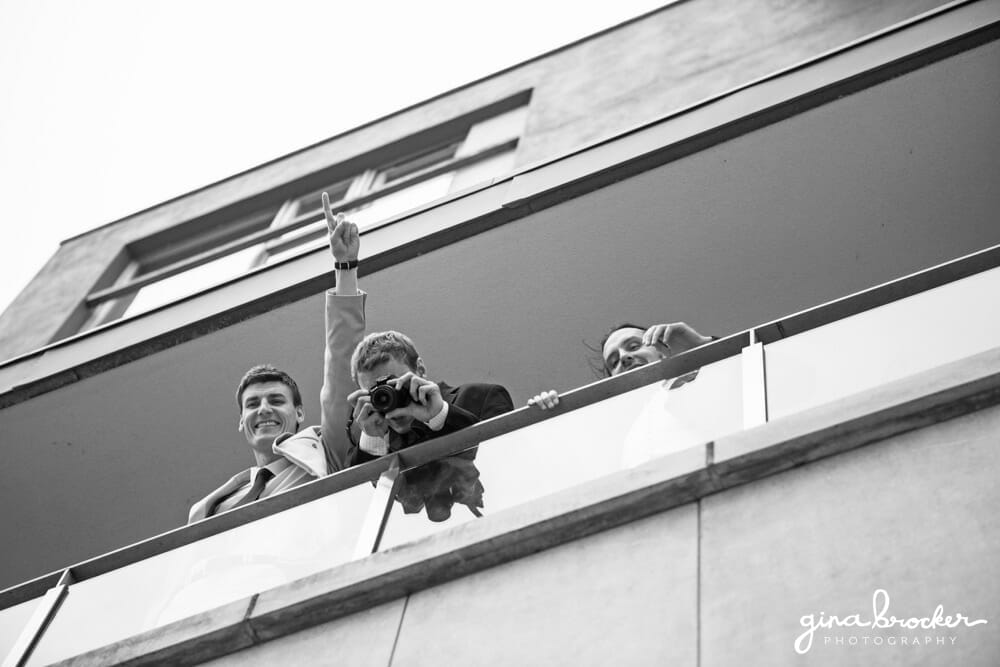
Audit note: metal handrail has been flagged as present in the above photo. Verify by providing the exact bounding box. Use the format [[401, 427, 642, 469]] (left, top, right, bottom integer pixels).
[[0, 330, 748, 611]]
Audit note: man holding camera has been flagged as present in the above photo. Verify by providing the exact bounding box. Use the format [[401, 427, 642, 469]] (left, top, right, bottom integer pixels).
[[344, 331, 514, 520], [347, 332, 513, 461]]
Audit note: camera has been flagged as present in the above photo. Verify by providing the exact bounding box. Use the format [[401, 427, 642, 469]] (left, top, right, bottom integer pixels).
[[368, 375, 411, 414]]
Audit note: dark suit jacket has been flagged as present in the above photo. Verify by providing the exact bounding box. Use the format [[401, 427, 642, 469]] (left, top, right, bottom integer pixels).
[[348, 381, 514, 466]]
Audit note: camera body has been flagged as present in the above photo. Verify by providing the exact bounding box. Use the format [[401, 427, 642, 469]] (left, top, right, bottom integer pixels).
[[369, 375, 411, 414]]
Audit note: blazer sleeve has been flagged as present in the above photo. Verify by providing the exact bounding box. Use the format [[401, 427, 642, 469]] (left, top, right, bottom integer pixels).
[[479, 384, 514, 420], [439, 384, 515, 435], [320, 291, 366, 473]]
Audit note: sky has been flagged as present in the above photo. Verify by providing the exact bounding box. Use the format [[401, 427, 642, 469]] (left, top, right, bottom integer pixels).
[[0, 0, 667, 319]]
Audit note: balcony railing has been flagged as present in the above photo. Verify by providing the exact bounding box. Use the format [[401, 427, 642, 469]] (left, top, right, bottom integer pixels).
[[2, 242, 999, 665]]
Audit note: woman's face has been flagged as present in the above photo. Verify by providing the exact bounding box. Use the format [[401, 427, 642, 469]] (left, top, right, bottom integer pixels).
[[602, 326, 665, 376]]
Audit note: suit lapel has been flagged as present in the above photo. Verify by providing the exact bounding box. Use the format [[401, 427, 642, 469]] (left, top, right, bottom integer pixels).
[[190, 469, 251, 522]]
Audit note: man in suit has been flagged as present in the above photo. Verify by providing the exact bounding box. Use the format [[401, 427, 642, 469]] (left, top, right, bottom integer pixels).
[[188, 194, 365, 523], [346, 330, 514, 520]]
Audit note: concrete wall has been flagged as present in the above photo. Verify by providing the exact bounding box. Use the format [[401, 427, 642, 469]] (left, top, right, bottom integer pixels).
[[700, 407, 1000, 665], [0, 0, 948, 359], [0, 33, 997, 591], [199, 509, 700, 667], [200, 404, 1000, 666]]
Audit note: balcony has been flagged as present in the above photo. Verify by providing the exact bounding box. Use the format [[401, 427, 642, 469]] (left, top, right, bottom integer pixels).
[[2, 243, 999, 665]]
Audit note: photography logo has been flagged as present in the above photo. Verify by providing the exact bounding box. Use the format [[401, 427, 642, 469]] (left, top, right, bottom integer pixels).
[[794, 589, 988, 654]]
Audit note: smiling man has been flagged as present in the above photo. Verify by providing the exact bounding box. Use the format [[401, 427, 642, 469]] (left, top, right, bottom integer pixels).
[[187, 195, 365, 523], [186, 367, 317, 521]]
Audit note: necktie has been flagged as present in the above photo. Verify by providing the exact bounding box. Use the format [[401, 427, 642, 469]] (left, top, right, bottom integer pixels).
[[231, 468, 275, 509], [208, 468, 275, 517]]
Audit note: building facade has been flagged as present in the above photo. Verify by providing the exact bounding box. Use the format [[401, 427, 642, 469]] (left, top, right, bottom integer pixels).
[[1, 0, 999, 664]]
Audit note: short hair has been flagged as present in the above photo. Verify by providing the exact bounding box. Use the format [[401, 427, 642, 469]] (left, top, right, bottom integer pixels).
[[351, 331, 420, 383], [599, 322, 648, 377], [235, 364, 303, 410]]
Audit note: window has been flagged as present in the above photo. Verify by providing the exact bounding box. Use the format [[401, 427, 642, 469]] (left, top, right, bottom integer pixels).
[[79, 98, 530, 332]]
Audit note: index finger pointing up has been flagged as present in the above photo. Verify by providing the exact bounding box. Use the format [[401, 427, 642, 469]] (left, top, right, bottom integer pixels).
[[322, 191, 337, 232]]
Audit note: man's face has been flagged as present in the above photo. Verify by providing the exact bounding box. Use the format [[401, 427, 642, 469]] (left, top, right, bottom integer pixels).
[[239, 381, 303, 451], [357, 358, 419, 434], [602, 326, 665, 376]]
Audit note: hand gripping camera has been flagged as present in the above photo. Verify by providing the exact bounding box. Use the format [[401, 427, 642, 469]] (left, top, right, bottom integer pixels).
[[368, 375, 412, 414]]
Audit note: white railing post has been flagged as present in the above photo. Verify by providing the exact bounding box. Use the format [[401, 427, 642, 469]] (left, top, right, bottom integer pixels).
[[741, 328, 769, 428], [352, 457, 401, 560], [2, 569, 74, 667]]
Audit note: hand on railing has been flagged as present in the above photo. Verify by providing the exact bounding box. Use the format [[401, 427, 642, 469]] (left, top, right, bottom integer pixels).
[[527, 389, 559, 411]]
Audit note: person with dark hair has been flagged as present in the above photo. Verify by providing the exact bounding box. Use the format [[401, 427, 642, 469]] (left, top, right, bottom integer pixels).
[[600, 322, 712, 377], [344, 329, 514, 521], [528, 321, 713, 409], [527, 320, 728, 468], [187, 194, 365, 523]]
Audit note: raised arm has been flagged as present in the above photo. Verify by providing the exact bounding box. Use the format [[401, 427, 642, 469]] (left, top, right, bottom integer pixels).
[[320, 192, 366, 471]]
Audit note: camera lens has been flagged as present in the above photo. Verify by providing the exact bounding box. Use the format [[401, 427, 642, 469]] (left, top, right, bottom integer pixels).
[[369, 375, 411, 414], [369, 383, 398, 413]]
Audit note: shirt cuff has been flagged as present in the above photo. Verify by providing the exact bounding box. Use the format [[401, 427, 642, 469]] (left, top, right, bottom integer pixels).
[[425, 402, 449, 431], [359, 432, 390, 456]]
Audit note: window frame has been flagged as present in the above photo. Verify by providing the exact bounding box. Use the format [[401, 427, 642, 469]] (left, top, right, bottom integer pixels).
[[81, 95, 530, 321]]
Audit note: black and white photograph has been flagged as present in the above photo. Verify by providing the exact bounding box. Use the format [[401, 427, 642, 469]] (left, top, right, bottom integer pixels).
[[0, 1, 997, 664]]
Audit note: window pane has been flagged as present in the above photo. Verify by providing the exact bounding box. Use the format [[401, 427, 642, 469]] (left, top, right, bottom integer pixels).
[[379, 143, 459, 184], [260, 172, 459, 265], [256, 179, 355, 266], [378, 354, 744, 550], [765, 266, 1000, 419], [449, 149, 516, 192], [27, 479, 376, 665], [120, 246, 263, 318], [347, 172, 455, 229], [261, 222, 327, 266], [289, 179, 353, 219], [136, 205, 279, 274], [456, 106, 528, 157]]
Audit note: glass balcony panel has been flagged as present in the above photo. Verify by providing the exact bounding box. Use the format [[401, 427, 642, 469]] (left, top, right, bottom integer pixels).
[[27, 479, 375, 665], [765, 266, 1000, 419], [0, 595, 43, 660], [379, 355, 744, 549]]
